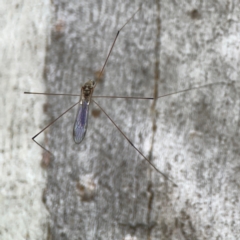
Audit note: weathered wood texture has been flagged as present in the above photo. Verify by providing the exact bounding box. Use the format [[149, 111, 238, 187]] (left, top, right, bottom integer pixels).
[[43, 1, 240, 239], [2, 0, 240, 239]]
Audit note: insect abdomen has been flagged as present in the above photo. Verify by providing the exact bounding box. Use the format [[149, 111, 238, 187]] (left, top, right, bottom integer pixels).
[[73, 99, 89, 144]]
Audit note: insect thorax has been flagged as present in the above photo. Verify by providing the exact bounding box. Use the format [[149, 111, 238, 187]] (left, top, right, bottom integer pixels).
[[81, 80, 95, 103]]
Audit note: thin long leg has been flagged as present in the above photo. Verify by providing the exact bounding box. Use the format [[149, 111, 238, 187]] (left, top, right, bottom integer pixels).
[[24, 92, 80, 97], [24, 91, 153, 99], [156, 81, 228, 99], [92, 99, 177, 187], [94, 6, 142, 88], [32, 101, 79, 154], [25, 81, 232, 99], [93, 96, 153, 99]]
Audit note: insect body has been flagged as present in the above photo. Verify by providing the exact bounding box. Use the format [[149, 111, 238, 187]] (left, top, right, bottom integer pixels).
[[73, 80, 95, 143], [24, 5, 229, 186], [25, 7, 143, 156]]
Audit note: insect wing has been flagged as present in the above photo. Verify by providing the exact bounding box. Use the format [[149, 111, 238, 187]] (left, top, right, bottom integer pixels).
[[73, 99, 89, 143]]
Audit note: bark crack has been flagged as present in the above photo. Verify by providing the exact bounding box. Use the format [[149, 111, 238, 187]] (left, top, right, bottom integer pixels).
[[147, 1, 161, 239]]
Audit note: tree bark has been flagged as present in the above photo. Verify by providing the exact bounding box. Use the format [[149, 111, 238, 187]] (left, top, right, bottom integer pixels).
[[0, 0, 50, 239], [2, 0, 240, 239]]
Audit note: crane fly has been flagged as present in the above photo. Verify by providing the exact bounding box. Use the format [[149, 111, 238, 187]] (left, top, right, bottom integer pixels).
[[24, 6, 228, 187]]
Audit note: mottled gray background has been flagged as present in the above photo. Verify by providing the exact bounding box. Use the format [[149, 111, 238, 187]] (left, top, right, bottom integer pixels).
[[1, 0, 240, 239]]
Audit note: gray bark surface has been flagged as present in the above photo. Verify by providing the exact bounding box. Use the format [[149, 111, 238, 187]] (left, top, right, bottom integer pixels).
[[42, 1, 240, 239], [2, 0, 240, 239], [0, 1, 50, 239]]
